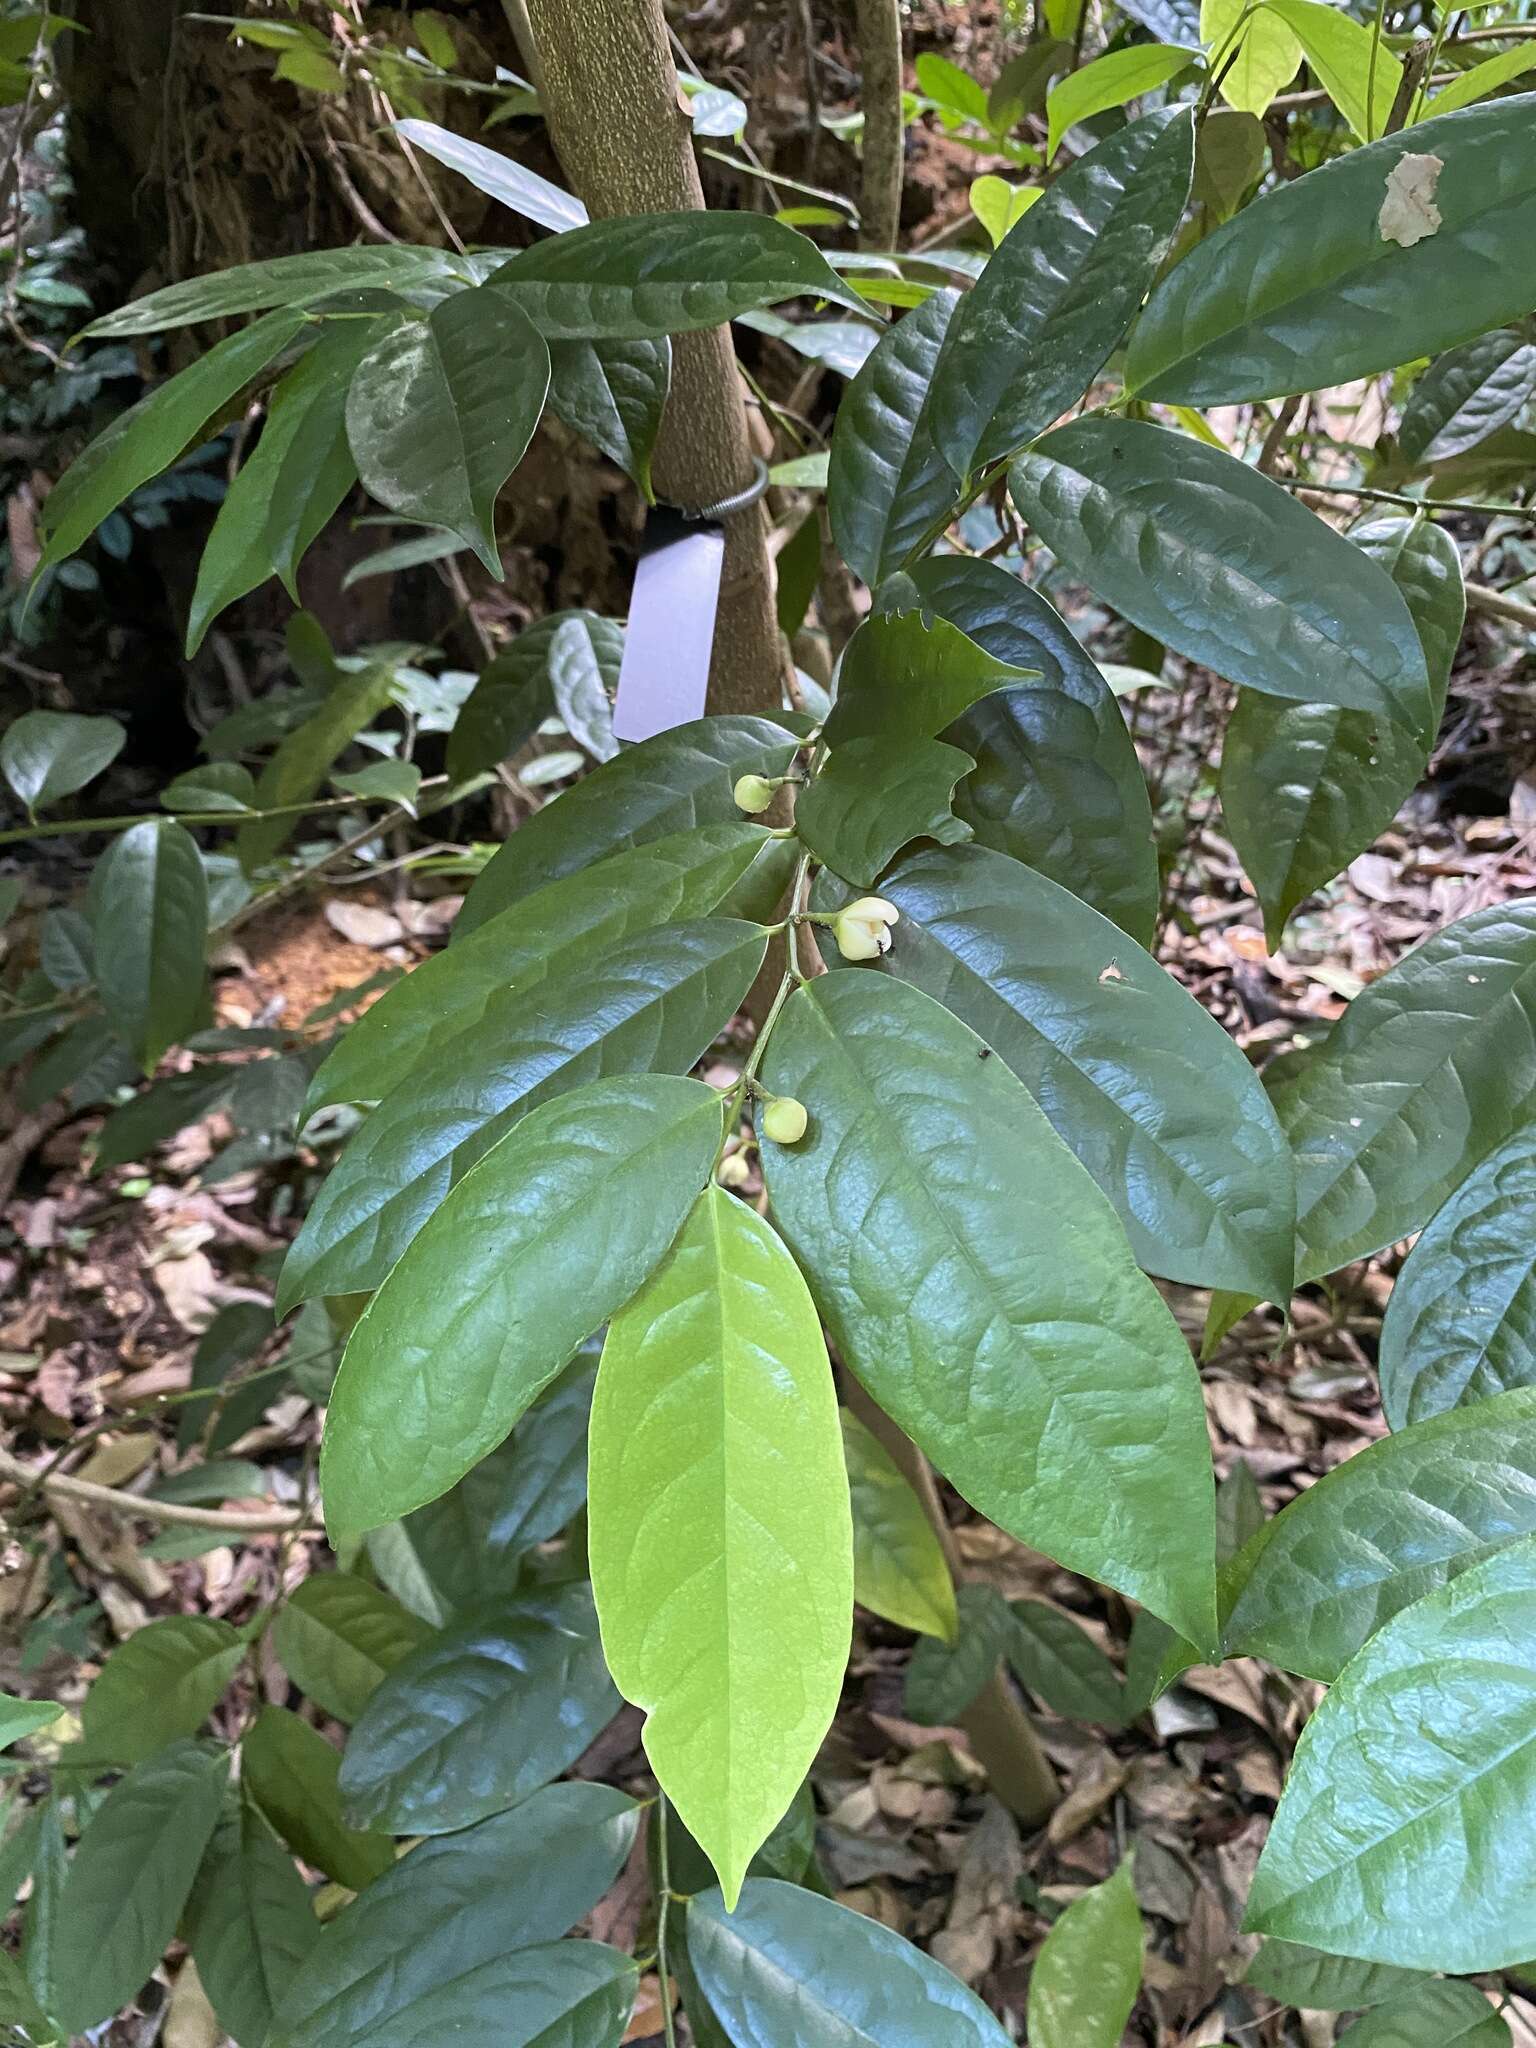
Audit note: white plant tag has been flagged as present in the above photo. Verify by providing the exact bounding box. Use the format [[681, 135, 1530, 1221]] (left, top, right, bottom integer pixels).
[[613, 510, 725, 742]]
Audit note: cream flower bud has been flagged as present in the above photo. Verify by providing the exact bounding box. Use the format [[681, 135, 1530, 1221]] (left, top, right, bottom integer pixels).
[[717, 1149, 754, 1188], [760, 1095, 809, 1145], [733, 773, 777, 814], [830, 896, 899, 962]]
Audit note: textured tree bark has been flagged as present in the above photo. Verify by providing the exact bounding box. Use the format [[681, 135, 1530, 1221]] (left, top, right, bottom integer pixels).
[[844, 1377, 1062, 1824], [854, 0, 905, 252], [519, 0, 785, 720]]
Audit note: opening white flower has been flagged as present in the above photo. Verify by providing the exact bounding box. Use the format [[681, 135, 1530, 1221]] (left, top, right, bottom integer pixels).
[[830, 896, 899, 961]]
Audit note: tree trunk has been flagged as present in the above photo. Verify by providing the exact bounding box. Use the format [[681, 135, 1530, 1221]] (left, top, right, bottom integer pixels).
[[855, 0, 905, 252], [519, 0, 785, 720]]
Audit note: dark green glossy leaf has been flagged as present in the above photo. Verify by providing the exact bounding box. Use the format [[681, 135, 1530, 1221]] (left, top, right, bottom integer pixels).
[[1281, 902, 1536, 1281], [315, 1074, 722, 1541], [1224, 1387, 1536, 1679], [185, 1807, 320, 2048], [186, 319, 391, 653], [95, 1069, 235, 1175], [1010, 419, 1433, 740], [163, 762, 258, 813], [827, 287, 962, 586], [338, 1585, 616, 1834], [1243, 1939, 1428, 2012], [80, 246, 459, 337], [1338, 1981, 1510, 2046], [486, 212, 863, 339], [1399, 330, 1536, 466], [268, 1783, 640, 2048], [1221, 514, 1464, 948], [842, 1409, 957, 1641], [546, 337, 670, 496], [589, 1187, 851, 1906], [1379, 1126, 1536, 1430], [52, 1741, 227, 2035], [931, 108, 1194, 480], [796, 735, 972, 886], [1007, 1599, 1126, 1724], [1027, 1858, 1142, 2048], [907, 554, 1159, 943], [905, 1583, 1010, 1722], [1126, 96, 1536, 403], [849, 842, 1294, 1300], [345, 287, 550, 577], [282, 918, 762, 1310], [271, 1574, 432, 1724], [761, 973, 1217, 1648], [38, 907, 92, 990], [456, 714, 800, 935], [1247, 1533, 1536, 1972], [689, 1879, 1013, 2047], [38, 308, 310, 571], [824, 608, 1036, 746], [1, 712, 124, 813], [546, 612, 623, 761], [79, 1616, 244, 1764], [88, 819, 209, 1073], [237, 653, 397, 872], [285, 1939, 634, 2048], [370, 1355, 595, 1623], [241, 1706, 392, 1891]]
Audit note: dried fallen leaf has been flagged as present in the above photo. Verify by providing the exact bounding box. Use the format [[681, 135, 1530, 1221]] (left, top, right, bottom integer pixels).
[[1378, 151, 1443, 247]]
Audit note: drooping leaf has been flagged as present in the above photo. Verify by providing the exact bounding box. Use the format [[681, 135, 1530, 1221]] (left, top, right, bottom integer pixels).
[[345, 287, 550, 577], [1045, 46, 1197, 160], [1201, 0, 1300, 117], [1263, 0, 1401, 139], [78, 1616, 244, 1765], [1125, 96, 1536, 403], [281, 919, 763, 1310], [688, 1879, 1015, 2048], [1398, 330, 1536, 465], [52, 1741, 227, 2035], [905, 1583, 1011, 1723], [1192, 106, 1268, 215], [761, 973, 1218, 1649], [184, 1807, 320, 2048], [186, 318, 393, 653], [331, 760, 421, 812], [842, 1409, 957, 1642], [237, 652, 398, 872], [845, 842, 1294, 1300], [391, 118, 589, 232], [337, 1585, 617, 1835], [1424, 42, 1536, 118], [37, 308, 310, 571], [267, 1784, 639, 2048], [0, 1693, 61, 1752], [455, 714, 800, 935], [162, 762, 259, 814], [826, 287, 963, 587], [824, 609, 1037, 746], [270, 1575, 432, 1724], [1010, 419, 1433, 741], [1378, 1126, 1536, 1429], [589, 1187, 852, 1907], [546, 337, 670, 497], [308, 823, 781, 1114], [1246, 1533, 1536, 1972], [1281, 902, 1536, 1281], [1225, 1387, 1536, 1679], [1336, 1981, 1510, 2047], [241, 1707, 392, 1891], [314, 1074, 723, 1540], [903, 554, 1159, 943], [1, 712, 125, 814], [796, 735, 973, 887], [1007, 1600, 1127, 1724], [88, 819, 209, 1073], [1221, 513, 1464, 948], [1027, 1858, 1143, 2048], [1243, 1939, 1428, 2012], [80, 246, 461, 338], [928, 109, 1194, 480], [486, 212, 863, 338]]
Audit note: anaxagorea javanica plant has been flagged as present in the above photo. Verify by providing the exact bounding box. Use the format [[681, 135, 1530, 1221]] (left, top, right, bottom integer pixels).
[[7, 54, 1536, 2048]]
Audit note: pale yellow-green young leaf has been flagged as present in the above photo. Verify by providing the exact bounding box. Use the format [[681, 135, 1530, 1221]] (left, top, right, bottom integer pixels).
[[969, 175, 1042, 249], [1261, 0, 1401, 140], [841, 1409, 958, 1642], [1419, 42, 1536, 116], [1045, 45, 1198, 160], [1028, 1856, 1145, 2048], [1201, 0, 1300, 116], [588, 1185, 852, 1908]]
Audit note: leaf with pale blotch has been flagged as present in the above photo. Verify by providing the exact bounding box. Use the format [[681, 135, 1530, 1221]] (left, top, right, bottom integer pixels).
[[1379, 152, 1444, 247], [589, 1187, 851, 1908]]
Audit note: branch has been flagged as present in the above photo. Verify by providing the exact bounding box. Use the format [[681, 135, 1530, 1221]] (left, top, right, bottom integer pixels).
[[1466, 580, 1536, 632], [855, 0, 904, 252], [0, 1445, 310, 1533]]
